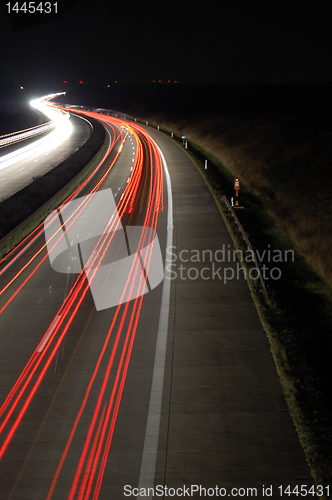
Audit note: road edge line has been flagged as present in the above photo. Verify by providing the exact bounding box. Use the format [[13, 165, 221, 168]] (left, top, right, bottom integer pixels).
[[135, 146, 173, 498]]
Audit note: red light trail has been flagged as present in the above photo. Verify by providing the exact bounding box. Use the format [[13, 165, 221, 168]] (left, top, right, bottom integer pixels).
[[0, 107, 165, 500]]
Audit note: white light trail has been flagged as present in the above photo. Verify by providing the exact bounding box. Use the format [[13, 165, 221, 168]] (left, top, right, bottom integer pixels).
[[0, 122, 55, 148], [0, 94, 72, 173]]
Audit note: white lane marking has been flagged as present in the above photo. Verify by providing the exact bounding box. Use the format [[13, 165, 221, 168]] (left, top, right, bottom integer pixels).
[[37, 315, 61, 352], [136, 146, 173, 498], [19, 167, 25, 171]]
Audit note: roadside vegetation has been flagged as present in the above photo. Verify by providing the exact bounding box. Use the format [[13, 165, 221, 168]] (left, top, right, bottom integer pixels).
[[162, 113, 332, 292], [142, 111, 332, 491]]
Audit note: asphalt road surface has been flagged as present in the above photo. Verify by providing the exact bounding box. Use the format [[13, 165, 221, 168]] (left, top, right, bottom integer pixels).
[[0, 111, 312, 500]]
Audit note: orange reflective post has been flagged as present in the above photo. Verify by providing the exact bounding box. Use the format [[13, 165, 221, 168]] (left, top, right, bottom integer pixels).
[[234, 178, 240, 206]]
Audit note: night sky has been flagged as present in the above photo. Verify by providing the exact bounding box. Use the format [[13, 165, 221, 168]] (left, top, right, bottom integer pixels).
[[1, 1, 332, 86]]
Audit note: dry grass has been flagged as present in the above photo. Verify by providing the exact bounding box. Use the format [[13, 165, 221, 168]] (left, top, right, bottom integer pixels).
[[152, 112, 332, 294]]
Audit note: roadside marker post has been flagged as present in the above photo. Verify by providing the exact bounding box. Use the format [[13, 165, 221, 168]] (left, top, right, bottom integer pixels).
[[234, 177, 240, 207]]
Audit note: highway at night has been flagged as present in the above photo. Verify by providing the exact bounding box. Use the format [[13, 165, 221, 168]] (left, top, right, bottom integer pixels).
[[0, 107, 312, 499]]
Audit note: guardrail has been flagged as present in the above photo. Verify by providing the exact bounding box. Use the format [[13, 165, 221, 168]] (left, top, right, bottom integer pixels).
[[0, 121, 55, 149], [222, 195, 269, 300]]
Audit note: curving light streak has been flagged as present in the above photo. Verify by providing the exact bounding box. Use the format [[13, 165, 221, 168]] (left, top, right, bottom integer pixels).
[[0, 120, 122, 277], [48, 118, 164, 500], [0, 121, 55, 148], [0, 143, 131, 455], [0, 94, 73, 173], [0, 108, 165, 500], [0, 127, 146, 457], [0, 123, 125, 309]]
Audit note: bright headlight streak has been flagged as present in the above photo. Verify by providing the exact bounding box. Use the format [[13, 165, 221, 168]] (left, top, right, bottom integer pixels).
[[0, 122, 55, 148], [0, 97, 73, 173]]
